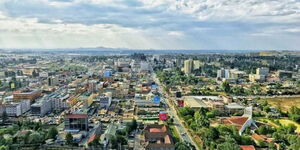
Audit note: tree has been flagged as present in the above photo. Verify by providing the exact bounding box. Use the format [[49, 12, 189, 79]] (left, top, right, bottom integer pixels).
[[28, 132, 43, 144], [175, 141, 196, 150], [47, 127, 58, 139], [116, 135, 127, 145], [263, 106, 271, 113], [109, 135, 117, 149], [65, 132, 73, 145], [2, 111, 8, 124], [88, 136, 102, 148], [222, 81, 231, 93], [217, 136, 241, 150]]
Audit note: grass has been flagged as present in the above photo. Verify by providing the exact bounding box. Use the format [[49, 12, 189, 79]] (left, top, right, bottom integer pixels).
[[260, 97, 300, 112], [256, 118, 300, 133], [169, 125, 181, 143], [278, 119, 300, 133]]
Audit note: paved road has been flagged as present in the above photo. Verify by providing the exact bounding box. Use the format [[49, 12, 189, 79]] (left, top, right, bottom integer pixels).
[[233, 95, 300, 99], [152, 73, 199, 150]]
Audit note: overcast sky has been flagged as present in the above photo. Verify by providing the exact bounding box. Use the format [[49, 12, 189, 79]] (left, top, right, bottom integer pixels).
[[0, 0, 299, 50]]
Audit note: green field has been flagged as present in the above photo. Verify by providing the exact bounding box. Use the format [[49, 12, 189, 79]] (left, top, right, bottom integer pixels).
[[257, 118, 300, 133], [261, 97, 300, 112]]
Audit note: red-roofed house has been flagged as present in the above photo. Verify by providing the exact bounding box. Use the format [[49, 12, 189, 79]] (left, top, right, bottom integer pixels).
[[143, 124, 175, 150], [221, 107, 257, 135], [240, 145, 256, 150]]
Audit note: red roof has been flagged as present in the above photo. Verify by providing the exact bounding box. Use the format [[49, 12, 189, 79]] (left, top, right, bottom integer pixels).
[[240, 145, 256, 150], [66, 114, 88, 118], [221, 117, 248, 130], [150, 128, 164, 133], [87, 134, 97, 143]]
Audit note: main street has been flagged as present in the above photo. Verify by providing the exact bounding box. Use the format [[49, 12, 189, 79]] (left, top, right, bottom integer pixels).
[[152, 72, 199, 150]]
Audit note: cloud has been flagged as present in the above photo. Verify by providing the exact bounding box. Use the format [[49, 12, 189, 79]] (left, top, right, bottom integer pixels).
[[0, 0, 299, 50]]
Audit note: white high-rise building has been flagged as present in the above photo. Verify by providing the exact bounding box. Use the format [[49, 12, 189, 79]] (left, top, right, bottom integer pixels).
[[217, 69, 230, 79]]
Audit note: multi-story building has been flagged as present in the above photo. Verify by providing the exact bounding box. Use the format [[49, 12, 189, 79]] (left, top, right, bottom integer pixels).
[[13, 89, 42, 103], [183, 59, 193, 74], [249, 74, 266, 82], [95, 92, 112, 109], [5, 103, 21, 117], [31, 97, 52, 116], [277, 70, 293, 79], [217, 68, 230, 79], [256, 67, 269, 76], [48, 76, 59, 86], [65, 113, 89, 131]]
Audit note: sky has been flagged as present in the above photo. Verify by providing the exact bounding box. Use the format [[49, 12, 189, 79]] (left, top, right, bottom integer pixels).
[[0, 0, 299, 50]]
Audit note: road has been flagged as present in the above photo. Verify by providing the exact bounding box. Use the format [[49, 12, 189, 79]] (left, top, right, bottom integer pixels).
[[152, 73, 199, 149]]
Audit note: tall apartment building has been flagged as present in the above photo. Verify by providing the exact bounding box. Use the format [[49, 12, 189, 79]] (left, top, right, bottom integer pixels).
[[184, 59, 193, 74], [256, 67, 269, 76], [217, 69, 230, 79]]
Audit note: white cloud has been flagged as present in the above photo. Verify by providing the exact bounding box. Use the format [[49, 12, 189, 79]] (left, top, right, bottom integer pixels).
[[0, 0, 299, 50]]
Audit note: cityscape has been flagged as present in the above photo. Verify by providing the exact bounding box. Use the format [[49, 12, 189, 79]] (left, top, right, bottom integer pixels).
[[0, 50, 299, 150], [1, 0, 300, 150]]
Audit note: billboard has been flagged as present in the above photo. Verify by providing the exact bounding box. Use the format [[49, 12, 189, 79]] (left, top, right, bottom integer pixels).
[[153, 96, 160, 104], [177, 100, 184, 107], [151, 84, 158, 89], [159, 111, 168, 121], [103, 71, 112, 77]]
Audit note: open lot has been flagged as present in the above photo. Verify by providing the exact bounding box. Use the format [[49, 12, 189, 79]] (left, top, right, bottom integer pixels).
[[261, 97, 300, 112]]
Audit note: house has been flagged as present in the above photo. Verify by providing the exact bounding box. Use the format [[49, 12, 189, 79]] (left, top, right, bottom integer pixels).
[[240, 145, 256, 150], [143, 124, 175, 150], [221, 107, 257, 135]]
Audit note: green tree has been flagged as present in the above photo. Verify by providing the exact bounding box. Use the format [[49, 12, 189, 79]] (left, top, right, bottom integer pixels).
[[175, 141, 196, 150], [65, 132, 73, 145], [217, 136, 241, 150], [47, 127, 58, 139], [2, 111, 8, 124], [28, 132, 43, 144], [116, 135, 127, 145], [109, 135, 117, 149], [263, 106, 271, 113], [222, 81, 231, 93]]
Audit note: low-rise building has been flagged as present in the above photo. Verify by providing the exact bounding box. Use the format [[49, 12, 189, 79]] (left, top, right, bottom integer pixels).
[[65, 114, 89, 131], [143, 124, 175, 150]]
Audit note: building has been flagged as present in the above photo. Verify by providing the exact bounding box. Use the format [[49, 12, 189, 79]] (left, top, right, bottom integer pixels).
[[31, 97, 52, 116], [13, 89, 42, 103], [256, 67, 269, 76], [0, 100, 31, 117], [221, 107, 257, 135], [240, 145, 256, 150], [95, 92, 112, 109], [193, 60, 201, 70], [65, 114, 89, 131], [48, 76, 59, 86], [225, 103, 245, 114], [230, 69, 246, 79], [277, 70, 293, 79], [143, 124, 175, 150], [88, 80, 97, 93], [249, 74, 265, 82], [140, 61, 150, 73], [5, 103, 21, 117], [183, 59, 193, 74], [217, 69, 230, 79]]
